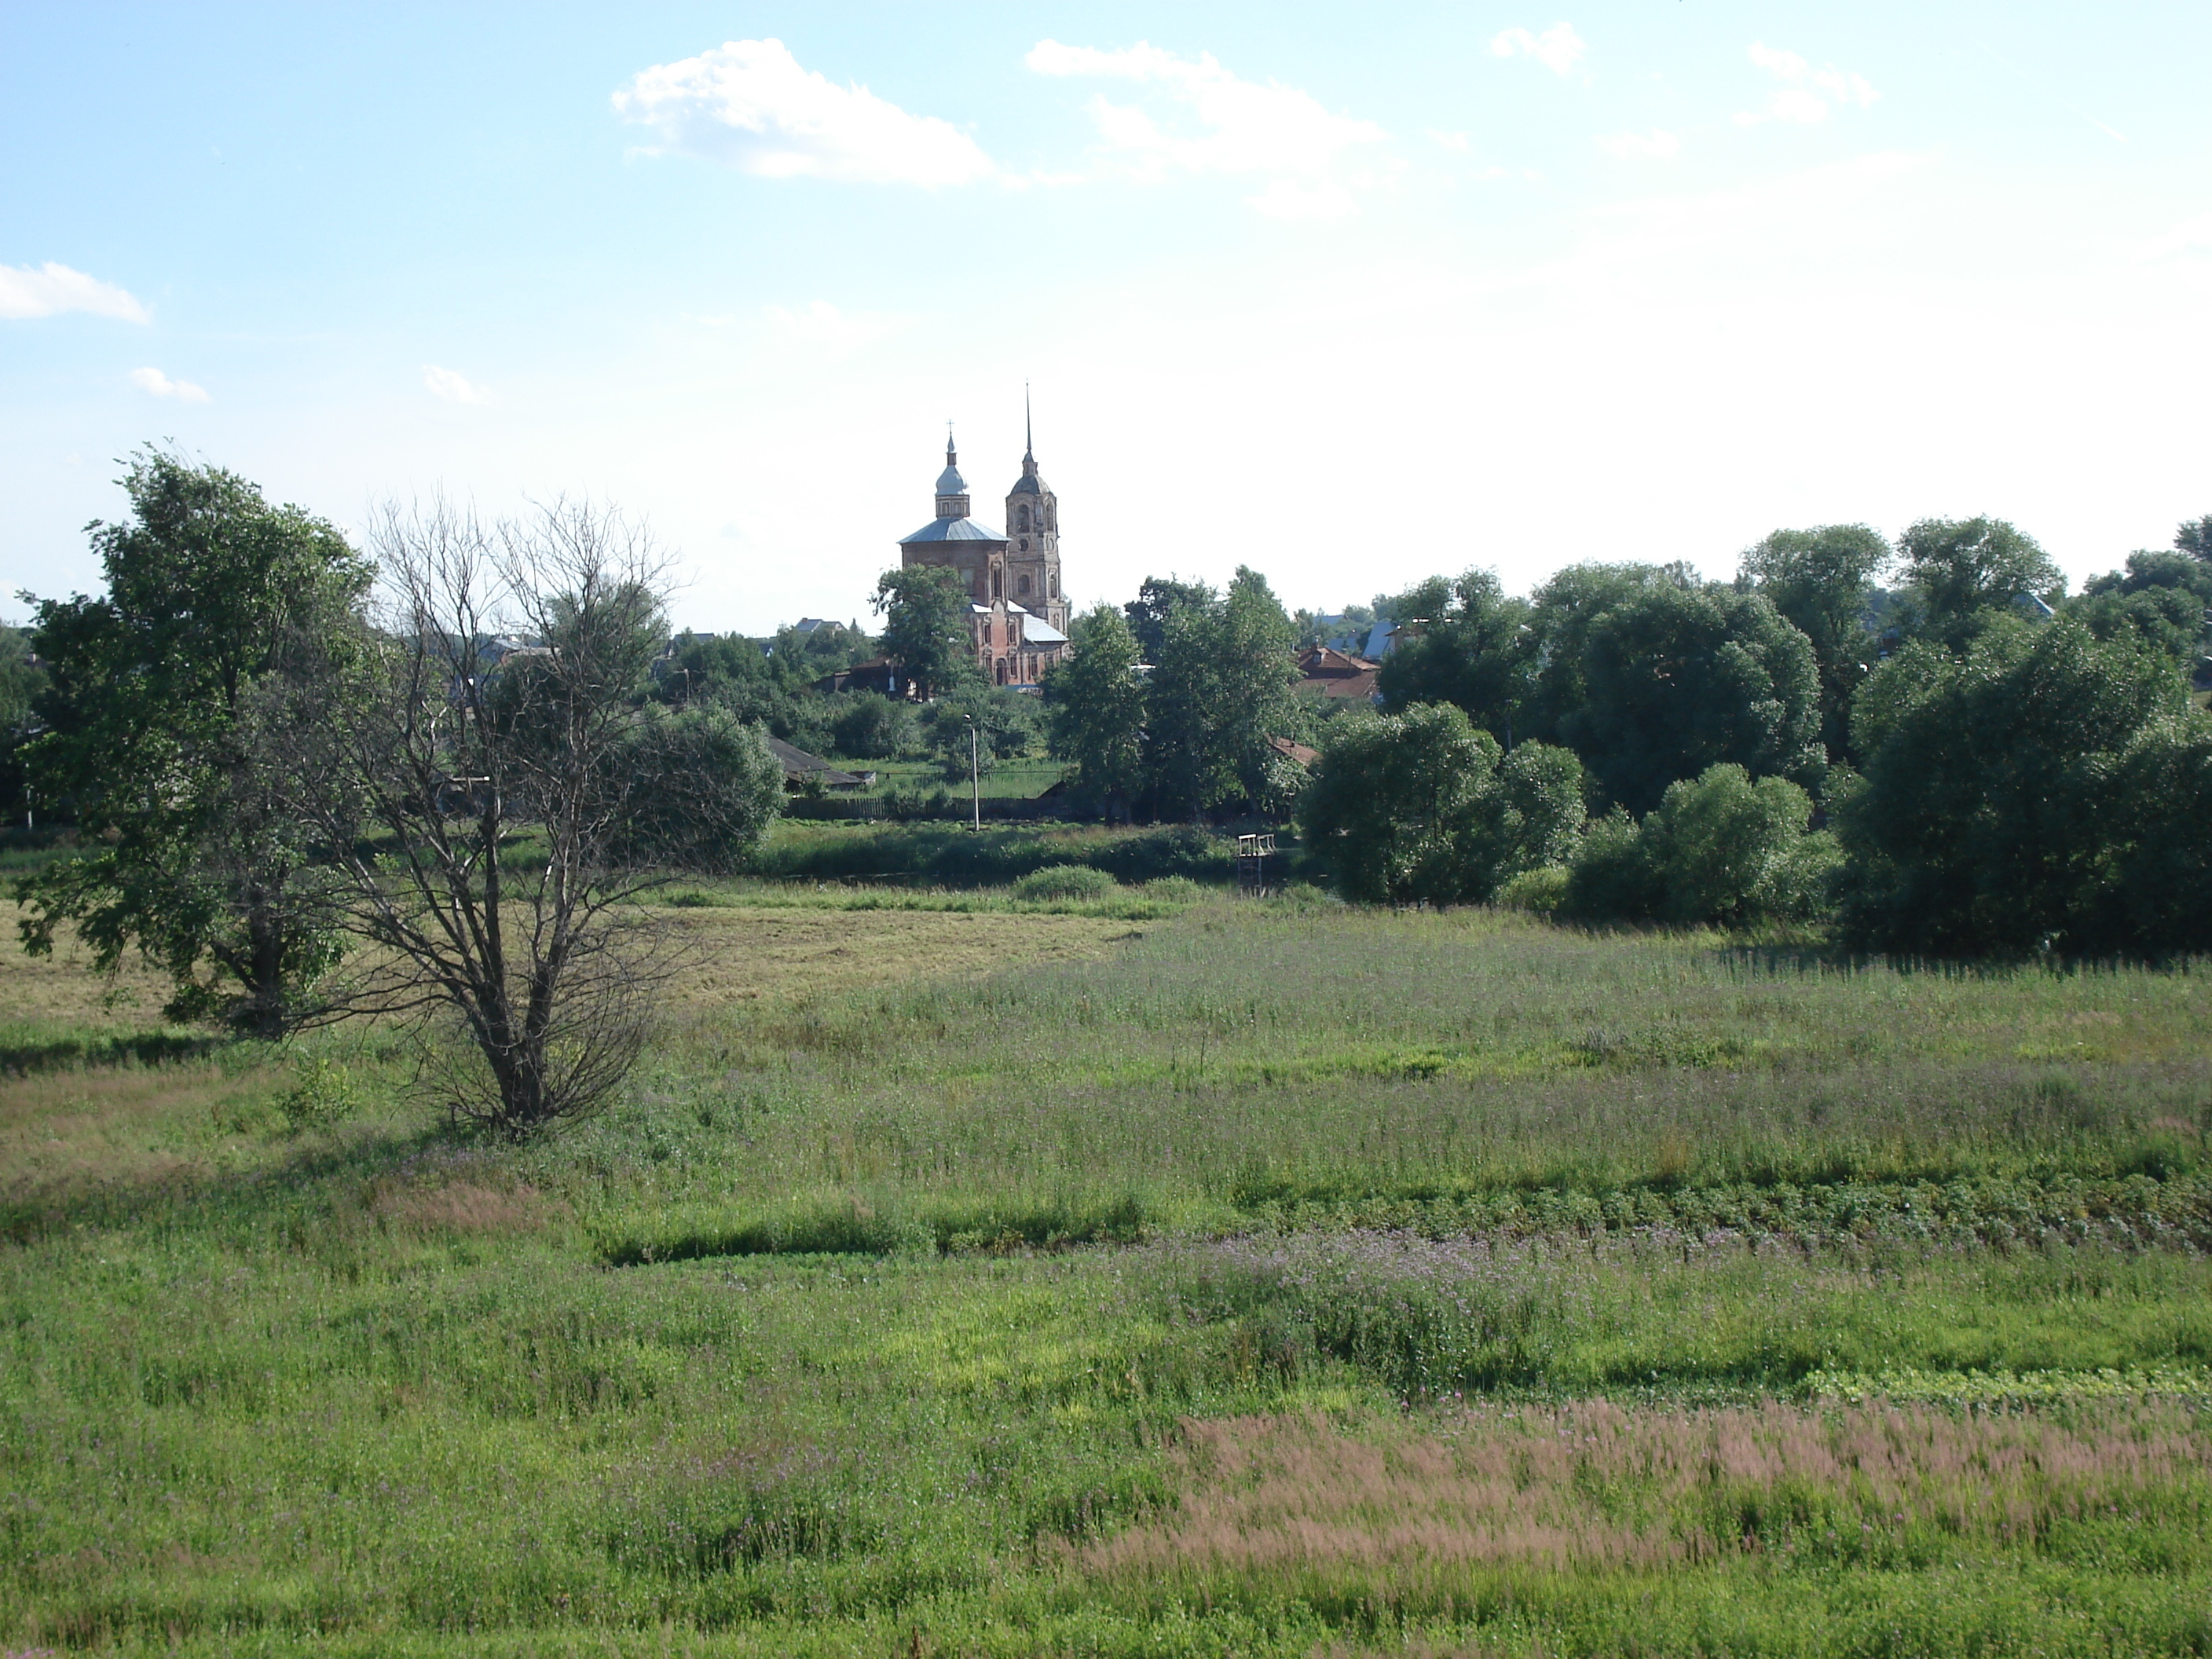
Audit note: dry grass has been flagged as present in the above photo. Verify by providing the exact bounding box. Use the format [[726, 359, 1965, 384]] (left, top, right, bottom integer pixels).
[[0, 902, 177, 1029], [658, 904, 1142, 1009], [1080, 1401, 2212, 1581]]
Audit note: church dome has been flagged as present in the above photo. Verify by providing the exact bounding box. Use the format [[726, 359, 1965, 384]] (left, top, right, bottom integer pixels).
[[936, 461, 966, 494]]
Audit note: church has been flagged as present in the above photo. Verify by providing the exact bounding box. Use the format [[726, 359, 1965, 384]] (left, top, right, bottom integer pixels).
[[897, 412, 1071, 687]]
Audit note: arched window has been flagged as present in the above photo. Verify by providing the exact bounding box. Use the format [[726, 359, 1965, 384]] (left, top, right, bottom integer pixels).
[[1017, 573, 1031, 595], [1016, 504, 1031, 531], [991, 568, 1002, 599]]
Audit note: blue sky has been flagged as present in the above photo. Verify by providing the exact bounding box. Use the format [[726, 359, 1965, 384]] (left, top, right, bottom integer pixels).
[[5, 2, 2209, 631]]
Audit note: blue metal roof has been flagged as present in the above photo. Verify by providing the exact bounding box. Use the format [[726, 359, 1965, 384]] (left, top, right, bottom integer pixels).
[[900, 516, 1006, 544], [936, 463, 966, 494]]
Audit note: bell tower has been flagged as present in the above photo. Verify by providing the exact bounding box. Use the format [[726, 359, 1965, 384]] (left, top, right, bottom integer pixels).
[[1002, 389, 1066, 631]]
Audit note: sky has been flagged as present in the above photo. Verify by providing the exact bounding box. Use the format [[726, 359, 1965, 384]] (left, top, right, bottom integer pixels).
[[4, 1, 2210, 632]]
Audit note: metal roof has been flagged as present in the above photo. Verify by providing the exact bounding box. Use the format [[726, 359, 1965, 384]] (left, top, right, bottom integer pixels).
[[901, 517, 1007, 544], [1020, 617, 1069, 645], [935, 464, 966, 495]]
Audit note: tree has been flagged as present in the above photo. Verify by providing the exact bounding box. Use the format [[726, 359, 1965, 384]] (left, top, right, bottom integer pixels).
[[1837, 615, 2206, 956], [281, 496, 770, 1134], [610, 701, 785, 874], [1373, 569, 1538, 746], [1300, 701, 1586, 906], [1042, 606, 1148, 815], [1122, 575, 1211, 665], [0, 624, 47, 826], [826, 691, 918, 760], [2072, 551, 2212, 668], [873, 565, 978, 701], [1739, 524, 1890, 762], [1561, 582, 1826, 815], [2176, 515, 2212, 561], [922, 683, 1037, 783], [16, 451, 370, 1036], [1562, 765, 1836, 928], [1521, 562, 1689, 744], [1894, 516, 2064, 651], [1144, 569, 1298, 819]]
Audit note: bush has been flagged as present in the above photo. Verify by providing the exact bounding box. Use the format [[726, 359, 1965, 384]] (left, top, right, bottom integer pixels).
[[826, 692, 918, 761], [1138, 876, 1207, 903], [1012, 864, 1120, 902], [1496, 865, 1571, 915], [1562, 765, 1828, 928]]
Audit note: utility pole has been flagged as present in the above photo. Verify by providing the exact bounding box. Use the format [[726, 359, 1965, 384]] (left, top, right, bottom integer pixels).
[[965, 714, 980, 831]]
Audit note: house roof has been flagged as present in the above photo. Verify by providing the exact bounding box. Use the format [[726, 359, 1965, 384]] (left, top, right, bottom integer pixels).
[[762, 736, 868, 789], [1020, 617, 1069, 646], [901, 516, 1008, 545], [1295, 645, 1379, 699], [1268, 735, 1322, 769]]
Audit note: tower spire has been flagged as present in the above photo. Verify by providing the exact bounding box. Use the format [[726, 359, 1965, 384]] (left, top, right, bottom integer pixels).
[[1024, 383, 1033, 461], [946, 419, 956, 465]]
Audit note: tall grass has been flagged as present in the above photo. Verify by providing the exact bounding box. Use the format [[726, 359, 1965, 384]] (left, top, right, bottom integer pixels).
[[5, 899, 2212, 1652]]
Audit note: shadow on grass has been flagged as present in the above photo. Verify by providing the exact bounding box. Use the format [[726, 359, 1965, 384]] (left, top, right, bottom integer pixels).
[[0, 1030, 226, 1077]]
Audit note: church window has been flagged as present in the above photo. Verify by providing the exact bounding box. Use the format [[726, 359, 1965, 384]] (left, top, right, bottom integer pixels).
[[1016, 505, 1031, 531], [1019, 537, 1028, 551], [991, 569, 1002, 599], [1018, 573, 1031, 595]]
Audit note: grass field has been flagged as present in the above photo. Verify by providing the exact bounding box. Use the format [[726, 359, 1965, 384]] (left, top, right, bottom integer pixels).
[[3, 885, 2210, 1655]]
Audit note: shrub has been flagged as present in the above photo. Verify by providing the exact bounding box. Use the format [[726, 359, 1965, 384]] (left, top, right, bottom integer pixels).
[[1013, 864, 1120, 902], [1563, 765, 1828, 928], [1139, 876, 1206, 903], [1496, 865, 1571, 915]]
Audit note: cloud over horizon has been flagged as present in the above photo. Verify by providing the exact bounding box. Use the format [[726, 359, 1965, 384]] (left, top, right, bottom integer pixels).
[[1489, 24, 1588, 76], [1026, 39, 1388, 217], [1737, 42, 1880, 126], [422, 364, 489, 404], [128, 366, 208, 402], [614, 38, 994, 187], [0, 262, 150, 323]]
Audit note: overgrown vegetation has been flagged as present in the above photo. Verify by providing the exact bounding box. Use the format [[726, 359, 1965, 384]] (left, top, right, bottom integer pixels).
[[5, 898, 2211, 1654]]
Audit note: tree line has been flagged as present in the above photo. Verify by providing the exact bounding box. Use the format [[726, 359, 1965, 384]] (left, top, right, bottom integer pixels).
[[1039, 515, 2212, 956]]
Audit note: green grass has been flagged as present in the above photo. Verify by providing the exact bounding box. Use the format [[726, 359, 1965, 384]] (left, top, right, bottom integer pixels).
[[5, 898, 2212, 1653]]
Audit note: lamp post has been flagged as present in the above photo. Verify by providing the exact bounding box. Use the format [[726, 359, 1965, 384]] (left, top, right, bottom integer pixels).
[[964, 714, 980, 832]]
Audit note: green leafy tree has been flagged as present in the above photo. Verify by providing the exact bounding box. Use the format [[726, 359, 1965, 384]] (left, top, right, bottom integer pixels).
[[1122, 575, 1212, 665], [0, 624, 48, 824], [2176, 515, 2212, 560], [923, 683, 1037, 783], [1374, 569, 1538, 746], [1562, 582, 1826, 815], [610, 701, 785, 873], [17, 451, 370, 1035], [1301, 701, 1586, 906], [1145, 569, 1298, 819], [826, 692, 917, 760], [1563, 764, 1835, 928], [1838, 614, 2206, 955], [1739, 524, 1890, 761], [2071, 551, 2212, 668], [873, 565, 979, 701], [1521, 562, 1690, 744], [1042, 606, 1148, 815], [1894, 516, 2064, 651]]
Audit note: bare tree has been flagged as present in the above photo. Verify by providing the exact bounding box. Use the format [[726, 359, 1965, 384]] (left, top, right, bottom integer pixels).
[[285, 496, 687, 1134]]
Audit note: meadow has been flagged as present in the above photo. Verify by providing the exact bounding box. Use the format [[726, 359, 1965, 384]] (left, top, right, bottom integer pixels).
[[2, 848, 2210, 1655]]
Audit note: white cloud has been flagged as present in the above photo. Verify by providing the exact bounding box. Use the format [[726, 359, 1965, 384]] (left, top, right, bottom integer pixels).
[[1489, 24, 1588, 77], [0, 262, 149, 323], [1427, 129, 1472, 153], [1026, 39, 1388, 214], [423, 364, 489, 405], [1599, 129, 1682, 159], [614, 38, 994, 187], [1737, 42, 1879, 126], [128, 366, 209, 402], [763, 299, 899, 354]]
